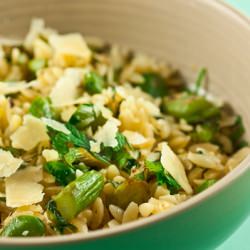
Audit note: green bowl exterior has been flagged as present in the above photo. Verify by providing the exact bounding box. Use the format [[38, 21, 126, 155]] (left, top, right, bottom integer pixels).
[[3, 168, 250, 250]]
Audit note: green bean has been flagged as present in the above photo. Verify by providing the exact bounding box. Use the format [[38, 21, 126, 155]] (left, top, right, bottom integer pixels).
[[0, 215, 45, 237]]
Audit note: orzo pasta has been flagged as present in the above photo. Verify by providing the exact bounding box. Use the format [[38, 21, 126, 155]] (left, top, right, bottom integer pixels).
[[0, 19, 249, 237]]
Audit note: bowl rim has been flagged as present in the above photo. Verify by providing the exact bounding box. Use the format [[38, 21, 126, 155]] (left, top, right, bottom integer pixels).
[[0, 0, 249, 246]]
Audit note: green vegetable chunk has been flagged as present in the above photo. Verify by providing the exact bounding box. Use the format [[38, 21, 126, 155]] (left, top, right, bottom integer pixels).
[[51, 170, 104, 221], [196, 179, 216, 193], [47, 200, 76, 234], [64, 147, 110, 169], [44, 161, 76, 186], [145, 160, 181, 194], [106, 180, 151, 209], [191, 123, 218, 142], [29, 97, 54, 118], [140, 72, 168, 97], [230, 116, 245, 143], [100, 133, 138, 173], [69, 104, 106, 131], [162, 95, 220, 123], [28, 58, 46, 73], [84, 72, 105, 94], [0, 215, 45, 237], [64, 148, 87, 166]]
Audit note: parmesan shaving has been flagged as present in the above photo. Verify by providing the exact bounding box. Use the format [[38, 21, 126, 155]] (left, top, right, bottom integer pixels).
[[94, 103, 113, 120], [10, 115, 49, 151], [24, 18, 56, 50], [160, 142, 193, 194], [123, 130, 154, 149], [24, 18, 45, 50], [0, 149, 23, 177], [91, 118, 121, 153], [42, 149, 59, 162], [53, 96, 90, 108], [49, 33, 91, 67], [5, 166, 44, 208], [49, 68, 86, 107], [0, 80, 37, 95]]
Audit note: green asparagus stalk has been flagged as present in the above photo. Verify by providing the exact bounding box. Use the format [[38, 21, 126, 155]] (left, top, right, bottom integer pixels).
[[48, 170, 104, 222]]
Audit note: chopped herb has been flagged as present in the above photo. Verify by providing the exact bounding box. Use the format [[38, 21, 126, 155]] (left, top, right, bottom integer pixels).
[[84, 72, 105, 94], [29, 97, 54, 118], [194, 68, 207, 95], [69, 103, 106, 131], [113, 151, 137, 172], [65, 123, 90, 149], [195, 179, 216, 193], [145, 160, 181, 194], [47, 122, 90, 155], [113, 133, 129, 151], [49, 129, 70, 155], [99, 133, 137, 173], [145, 160, 162, 173], [44, 161, 76, 186], [140, 72, 168, 97]]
